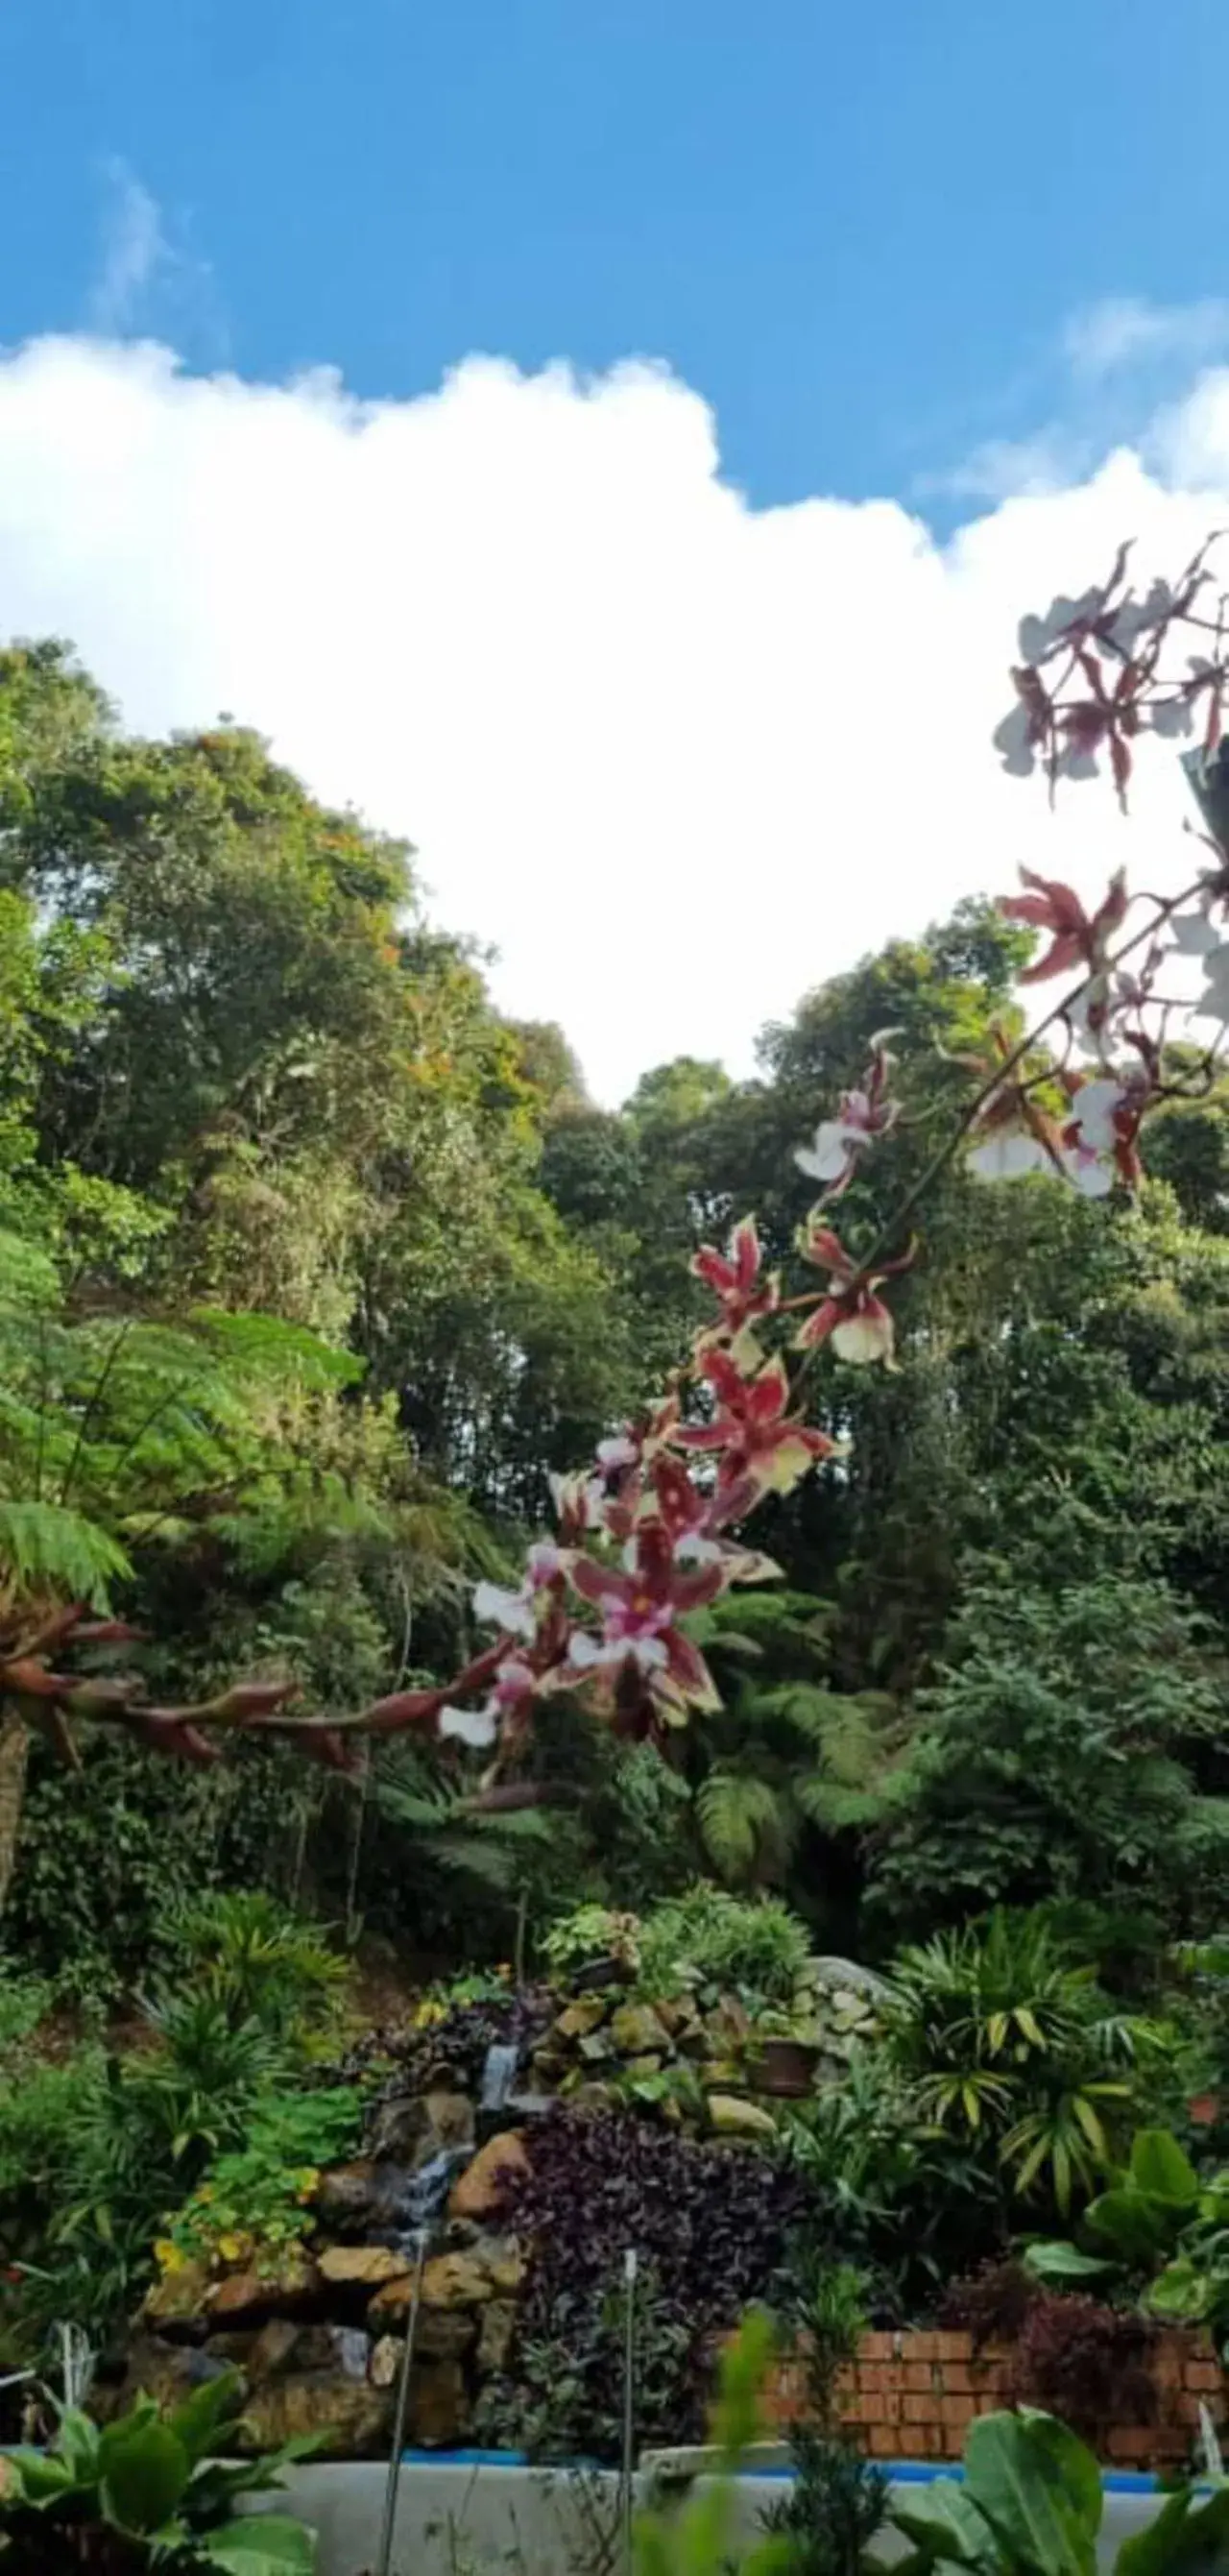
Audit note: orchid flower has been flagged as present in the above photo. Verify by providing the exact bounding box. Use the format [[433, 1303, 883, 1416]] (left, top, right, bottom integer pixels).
[[672, 1349, 836, 1495], [566, 1520, 724, 1721], [794, 1224, 914, 1366], [795, 1032, 900, 1200], [1000, 865, 1129, 986], [690, 1213, 779, 1352]]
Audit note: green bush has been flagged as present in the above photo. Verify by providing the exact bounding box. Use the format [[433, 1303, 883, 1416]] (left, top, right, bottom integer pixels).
[[0, 2369, 317, 2572], [637, 1885, 813, 2012]]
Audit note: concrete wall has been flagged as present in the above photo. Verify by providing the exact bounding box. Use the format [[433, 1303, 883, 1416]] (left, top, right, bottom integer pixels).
[[247, 2455, 1191, 2573]]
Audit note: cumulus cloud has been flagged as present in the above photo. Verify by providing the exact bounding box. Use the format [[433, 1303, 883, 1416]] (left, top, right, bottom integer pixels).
[[0, 332, 1225, 1102]]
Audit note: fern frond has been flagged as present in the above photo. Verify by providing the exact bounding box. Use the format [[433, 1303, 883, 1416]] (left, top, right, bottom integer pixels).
[[0, 1499, 132, 1605], [696, 1768, 788, 1883]]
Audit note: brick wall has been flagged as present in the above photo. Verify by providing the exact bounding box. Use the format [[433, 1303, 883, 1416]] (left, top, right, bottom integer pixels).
[[759, 2329, 1225, 2467]]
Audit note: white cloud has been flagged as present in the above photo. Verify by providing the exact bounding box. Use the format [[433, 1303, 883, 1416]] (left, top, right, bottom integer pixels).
[[0, 333, 1225, 1103], [89, 162, 170, 335], [1064, 296, 1229, 383]]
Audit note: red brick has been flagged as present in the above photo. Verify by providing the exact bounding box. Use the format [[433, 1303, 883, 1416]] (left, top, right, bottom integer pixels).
[[869, 2426, 899, 2457], [935, 2332, 973, 2364], [940, 2396, 976, 2432], [854, 2393, 889, 2426], [903, 2391, 941, 2425], [858, 2332, 896, 2361], [904, 2361, 937, 2393], [939, 2364, 975, 2395], [1184, 2361, 1222, 2394], [1107, 2429, 1155, 2463], [905, 2332, 940, 2362]]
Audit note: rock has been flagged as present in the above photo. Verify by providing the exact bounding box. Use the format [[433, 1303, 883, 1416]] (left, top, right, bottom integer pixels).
[[625, 2053, 664, 2078], [568, 2080, 616, 2113], [610, 2003, 670, 2057], [473, 2233, 527, 2296], [477, 2300, 518, 2374], [247, 2321, 370, 2382], [143, 2260, 211, 2337], [578, 2029, 614, 2063], [107, 2334, 238, 2418], [448, 2129, 529, 2222], [415, 2306, 479, 2362], [368, 2087, 475, 2167], [707, 2094, 779, 2140], [553, 1997, 608, 2041], [318, 2245, 414, 2290], [239, 2372, 391, 2460], [407, 2359, 470, 2449], [207, 2248, 320, 2324], [370, 2251, 493, 2323], [313, 2159, 381, 2228], [370, 2334, 402, 2390], [246, 2320, 307, 2383]]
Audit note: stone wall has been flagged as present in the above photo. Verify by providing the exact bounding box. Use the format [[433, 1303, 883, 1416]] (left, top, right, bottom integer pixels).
[[759, 2329, 1226, 2467]]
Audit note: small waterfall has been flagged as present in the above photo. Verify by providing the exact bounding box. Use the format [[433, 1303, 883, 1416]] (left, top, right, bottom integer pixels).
[[394, 2145, 470, 2248], [479, 2038, 520, 2112], [334, 2326, 372, 2381]]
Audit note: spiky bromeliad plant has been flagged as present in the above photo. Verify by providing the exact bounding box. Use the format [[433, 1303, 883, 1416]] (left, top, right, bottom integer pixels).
[[8, 539, 1229, 1859]]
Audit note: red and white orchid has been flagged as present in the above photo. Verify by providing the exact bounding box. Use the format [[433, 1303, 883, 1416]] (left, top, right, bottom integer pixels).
[[691, 1214, 779, 1351], [566, 1520, 724, 1723], [794, 1225, 914, 1366], [794, 1032, 900, 1200], [672, 1349, 836, 1495]]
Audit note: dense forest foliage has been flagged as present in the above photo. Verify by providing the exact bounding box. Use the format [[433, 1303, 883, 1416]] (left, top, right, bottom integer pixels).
[[3, 633, 1229, 2003]]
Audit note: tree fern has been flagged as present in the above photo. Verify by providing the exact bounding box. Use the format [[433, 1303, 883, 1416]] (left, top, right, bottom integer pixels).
[[695, 1767, 791, 1882], [0, 1499, 132, 1606]]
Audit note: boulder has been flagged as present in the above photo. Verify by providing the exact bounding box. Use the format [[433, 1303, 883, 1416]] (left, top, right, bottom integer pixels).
[[318, 2245, 413, 2290], [448, 2129, 528, 2221], [104, 2334, 237, 2418], [552, 1997, 608, 2041], [143, 2259, 211, 2337], [477, 2300, 518, 2374], [415, 2306, 479, 2362], [369, 2250, 493, 2323], [610, 2003, 670, 2057], [707, 2094, 779, 2140], [408, 2359, 470, 2449], [239, 2372, 392, 2459], [368, 2085, 475, 2166], [369, 2334, 402, 2391], [207, 2248, 319, 2324], [472, 2233, 527, 2296]]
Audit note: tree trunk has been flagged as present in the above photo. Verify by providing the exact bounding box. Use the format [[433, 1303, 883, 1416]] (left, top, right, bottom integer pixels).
[[0, 1712, 30, 1914]]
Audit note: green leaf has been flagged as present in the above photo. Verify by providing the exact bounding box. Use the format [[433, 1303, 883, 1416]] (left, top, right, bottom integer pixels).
[[1144, 2257, 1213, 2323], [1115, 2486, 1229, 2576], [891, 2481, 1000, 2569], [1023, 2241, 1116, 2286], [201, 2515, 318, 2574], [98, 2418, 191, 2535], [166, 2368, 244, 2467], [1130, 2130, 1200, 2208], [965, 2409, 1100, 2576], [1086, 2188, 1184, 2263]]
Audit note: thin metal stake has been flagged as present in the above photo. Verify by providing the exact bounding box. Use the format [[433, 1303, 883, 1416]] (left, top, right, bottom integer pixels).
[[374, 2230, 427, 2576], [621, 2247, 639, 2576]]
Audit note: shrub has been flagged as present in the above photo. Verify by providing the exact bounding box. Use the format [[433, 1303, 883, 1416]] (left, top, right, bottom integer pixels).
[[475, 2104, 817, 2460], [636, 1885, 813, 2013]]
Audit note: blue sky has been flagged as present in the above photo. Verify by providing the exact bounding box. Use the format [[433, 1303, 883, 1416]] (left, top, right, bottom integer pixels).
[[5, 0, 1229, 508], [1, 0, 1228, 1096]]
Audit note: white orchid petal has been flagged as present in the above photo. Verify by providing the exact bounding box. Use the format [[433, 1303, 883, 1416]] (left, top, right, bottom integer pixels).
[[968, 1132, 1050, 1181], [471, 1580, 534, 1638], [794, 1124, 853, 1182], [992, 703, 1036, 776], [439, 1701, 498, 1749], [1062, 1150, 1115, 1198]]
